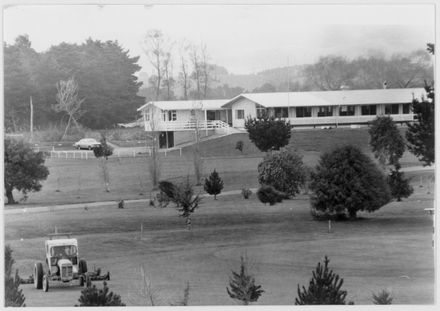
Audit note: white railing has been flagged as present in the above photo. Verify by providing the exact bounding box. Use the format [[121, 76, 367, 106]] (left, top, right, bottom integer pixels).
[[144, 119, 230, 133]]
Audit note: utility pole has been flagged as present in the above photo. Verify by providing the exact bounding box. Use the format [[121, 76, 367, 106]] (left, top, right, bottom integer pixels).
[[30, 96, 34, 142]]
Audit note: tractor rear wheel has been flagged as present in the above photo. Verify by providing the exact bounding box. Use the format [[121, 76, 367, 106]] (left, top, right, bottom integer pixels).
[[42, 274, 49, 292], [78, 259, 88, 274], [34, 262, 43, 289]]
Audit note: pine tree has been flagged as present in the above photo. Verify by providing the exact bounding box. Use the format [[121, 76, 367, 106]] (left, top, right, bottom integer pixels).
[[174, 178, 202, 230], [4, 245, 26, 307], [295, 256, 347, 305], [387, 163, 413, 201], [226, 256, 264, 305], [76, 281, 125, 306], [204, 169, 224, 200]]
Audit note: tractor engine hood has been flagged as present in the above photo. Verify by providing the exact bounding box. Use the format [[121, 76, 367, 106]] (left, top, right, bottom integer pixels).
[[57, 259, 78, 275]]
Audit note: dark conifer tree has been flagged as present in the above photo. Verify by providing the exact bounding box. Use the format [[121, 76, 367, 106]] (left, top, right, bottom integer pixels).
[[226, 256, 264, 305], [204, 169, 224, 200], [295, 256, 347, 305], [76, 281, 125, 306]]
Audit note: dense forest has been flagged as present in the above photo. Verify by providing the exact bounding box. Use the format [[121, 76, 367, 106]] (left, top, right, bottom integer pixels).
[[4, 35, 144, 131]]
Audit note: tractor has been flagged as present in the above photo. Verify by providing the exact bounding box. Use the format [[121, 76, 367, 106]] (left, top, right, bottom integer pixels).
[[33, 233, 109, 292]]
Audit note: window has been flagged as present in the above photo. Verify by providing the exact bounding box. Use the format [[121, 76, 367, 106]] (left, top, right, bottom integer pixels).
[[296, 107, 312, 118], [144, 111, 151, 121], [317, 106, 333, 117], [256, 104, 267, 118], [402, 104, 410, 114], [274, 107, 289, 118], [236, 110, 245, 120], [361, 105, 377, 115], [385, 104, 399, 115], [168, 110, 177, 121], [339, 105, 355, 116]]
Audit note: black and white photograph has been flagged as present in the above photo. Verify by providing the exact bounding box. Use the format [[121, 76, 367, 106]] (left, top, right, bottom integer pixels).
[[1, 0, 437, 308]]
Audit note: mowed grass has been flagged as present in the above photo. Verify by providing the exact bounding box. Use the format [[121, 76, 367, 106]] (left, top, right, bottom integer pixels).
[[5, 188, 434, 306], [7, 127, 424, 207]]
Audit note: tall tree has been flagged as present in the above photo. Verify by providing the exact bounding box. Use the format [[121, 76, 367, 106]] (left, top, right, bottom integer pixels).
[[4, 138, 49, 204], [4, 35, 40, 131], [161, 51, 175, 100], [368, 116, 405, 168], [310, 145, 391, 219], [53, 77, 85, 139], [406, 45, 435, 166], [178, 42, 191, 100]]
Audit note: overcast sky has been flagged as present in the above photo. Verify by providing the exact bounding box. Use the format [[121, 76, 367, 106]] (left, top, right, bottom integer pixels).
[[3, 3, 435, 76]]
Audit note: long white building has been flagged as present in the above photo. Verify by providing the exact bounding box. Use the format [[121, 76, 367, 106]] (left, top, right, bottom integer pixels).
[[137, 88, 426, 148]]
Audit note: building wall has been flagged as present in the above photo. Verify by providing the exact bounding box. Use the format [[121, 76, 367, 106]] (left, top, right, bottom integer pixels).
[[231, 98, 257, 128]]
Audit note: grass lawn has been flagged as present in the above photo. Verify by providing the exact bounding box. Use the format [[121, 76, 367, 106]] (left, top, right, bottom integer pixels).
[[7, 127, 427, 207], [5, 187, 434, 306]]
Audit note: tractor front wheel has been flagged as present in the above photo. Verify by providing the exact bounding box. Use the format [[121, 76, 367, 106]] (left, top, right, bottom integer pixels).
[[42, 274, 49, 292], [79, 275, 84, 287], [34, 262, 43, 289]]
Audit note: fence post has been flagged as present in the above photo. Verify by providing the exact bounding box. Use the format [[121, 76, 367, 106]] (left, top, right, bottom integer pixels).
[[179, 148, 182, 157], [86, 152, 88, 160]]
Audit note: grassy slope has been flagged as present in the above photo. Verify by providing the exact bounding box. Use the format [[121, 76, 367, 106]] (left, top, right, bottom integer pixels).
[[6, 190, 434, 306]]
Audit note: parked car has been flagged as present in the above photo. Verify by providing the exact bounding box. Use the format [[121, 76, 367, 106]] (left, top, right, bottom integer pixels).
[[73, 138, 101, 150]]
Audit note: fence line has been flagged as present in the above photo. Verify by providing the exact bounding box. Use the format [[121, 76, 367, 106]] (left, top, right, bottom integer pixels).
[[47, 147, 182, 160]]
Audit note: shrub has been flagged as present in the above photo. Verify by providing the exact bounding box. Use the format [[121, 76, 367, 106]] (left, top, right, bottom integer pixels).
[[235, 140, 244, 153], [241, 188, 252, 199], [204, 169, 224, 199], [295, 256, 347, 305], [245, 115, 292, 152], [158, 180, 178, 206], [226, 256, 264, 305], [257, 185, 289, 206], [310, 145, 391, 219], [258, 150, 306, 196], [4, 245, 26, 307], [387, 163, 413, 201], [368, 116, 405, 167], [372, 290, 393, 304], [76, 281, 125, 306], [4, 138, 50, 204]]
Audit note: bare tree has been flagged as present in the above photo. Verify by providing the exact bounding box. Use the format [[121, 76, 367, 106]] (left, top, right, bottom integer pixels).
[[144, 30, 171, 100], [162, 51, 174, 100], [190, 44, 202, 99], [178, 42, 191, 100], [53, 77, 84, 140], [200, 44, 213, 99]]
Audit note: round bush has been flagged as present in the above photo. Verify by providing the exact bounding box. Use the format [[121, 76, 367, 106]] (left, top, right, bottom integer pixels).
[[258, 150, 306, 196]]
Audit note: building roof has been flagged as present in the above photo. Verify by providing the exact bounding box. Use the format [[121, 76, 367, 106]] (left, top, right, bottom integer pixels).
[[137, 99, 229, 111], [221, 88, 426, 108]]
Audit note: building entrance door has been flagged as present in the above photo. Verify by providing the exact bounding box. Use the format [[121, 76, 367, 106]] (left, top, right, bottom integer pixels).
[[159, 131, 174, 149]]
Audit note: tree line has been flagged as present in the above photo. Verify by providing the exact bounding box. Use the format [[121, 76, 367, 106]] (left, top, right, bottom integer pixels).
[[4, 35, 145, 131]]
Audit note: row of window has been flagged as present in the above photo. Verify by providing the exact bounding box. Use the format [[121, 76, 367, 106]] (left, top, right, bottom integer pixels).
[[237, 104, 411, 119]]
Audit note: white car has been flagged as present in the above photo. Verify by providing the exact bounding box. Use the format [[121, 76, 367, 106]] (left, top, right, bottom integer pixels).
[[73, 138, 101, 150]]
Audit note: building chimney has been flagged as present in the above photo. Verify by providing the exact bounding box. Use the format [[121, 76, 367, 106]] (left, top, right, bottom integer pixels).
[[383, 81, 388, 89]]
